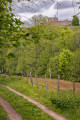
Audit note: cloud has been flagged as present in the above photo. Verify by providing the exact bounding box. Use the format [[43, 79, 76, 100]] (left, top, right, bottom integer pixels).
[[12, 0, 80, 21], [53, 0, 80, 20], [54, 0, 78, 9], [12, 0, 55, 14], [58, 8, 74, 20]]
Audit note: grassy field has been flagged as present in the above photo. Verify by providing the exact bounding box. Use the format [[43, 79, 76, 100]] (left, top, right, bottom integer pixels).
[[0, 105, 8, 120], [0, 85, 54, 120], [31, 77, 80, 93], [0, 75, 80, 120]]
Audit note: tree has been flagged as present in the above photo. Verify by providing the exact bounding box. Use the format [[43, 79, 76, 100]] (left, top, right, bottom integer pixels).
[[0, 0, 26, 71], [0, 0, 23, 51], [71, 49, 80, 82], [47, 56, 59, 78], [30, 14, 48, 26], [72, 16, 79, 26], [37, 48, 50, 76], [59, 49, 72, 80]]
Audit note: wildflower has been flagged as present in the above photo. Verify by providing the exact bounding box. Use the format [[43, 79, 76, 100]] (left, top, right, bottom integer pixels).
[[48, 101, 52, 103], [34, 94, 38, 96], [35, 109, 39, 111]]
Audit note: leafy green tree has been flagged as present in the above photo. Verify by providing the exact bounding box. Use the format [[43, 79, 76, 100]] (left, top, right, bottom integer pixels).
[[72, 16, 79, 26], [71, 49, 80, 82], [71, 27, 80, 50], [0, 0, 23, 51], [16, 43, 41, 75], [47, 56, 59, 78], [57, 27, 73, 50], [28, 14, 48, 26], [59, 49, 72, 80], [37, 48, 50, 76], [0, 0, 26, 70]]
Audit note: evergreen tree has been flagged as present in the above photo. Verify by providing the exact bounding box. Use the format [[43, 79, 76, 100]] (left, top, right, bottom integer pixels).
[[72, 16, 79, 26]]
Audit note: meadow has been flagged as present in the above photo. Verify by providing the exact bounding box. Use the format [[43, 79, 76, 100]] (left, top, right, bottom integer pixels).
[[0, 75, 80, 120], [0, 84, 54, 120]]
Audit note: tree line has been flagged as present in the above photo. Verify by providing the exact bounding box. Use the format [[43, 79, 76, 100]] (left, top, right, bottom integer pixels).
[[0, 0, 80, 82], [1, 24, 80, 82]]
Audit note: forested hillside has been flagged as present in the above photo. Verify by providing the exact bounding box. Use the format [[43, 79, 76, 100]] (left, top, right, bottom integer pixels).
[[1, 23, 80, 82]]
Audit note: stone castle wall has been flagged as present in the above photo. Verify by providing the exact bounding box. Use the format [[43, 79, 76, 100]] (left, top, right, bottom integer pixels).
[[48, 17, 71, 26]]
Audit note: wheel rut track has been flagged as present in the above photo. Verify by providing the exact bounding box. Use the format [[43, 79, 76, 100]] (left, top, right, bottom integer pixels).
[[0, 97, 22, 120], [0, 84, 67, 120]]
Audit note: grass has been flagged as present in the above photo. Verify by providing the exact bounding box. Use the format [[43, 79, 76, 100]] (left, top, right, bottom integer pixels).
[[0, 105, 8, 120], [50, 92, 80, 120], [0, 85, 54, 120], [0, 74, 80, 120]]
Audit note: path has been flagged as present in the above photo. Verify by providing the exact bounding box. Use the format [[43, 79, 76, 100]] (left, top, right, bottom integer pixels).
[[0, 84, 67, 120], [0, 97, 22, 120]]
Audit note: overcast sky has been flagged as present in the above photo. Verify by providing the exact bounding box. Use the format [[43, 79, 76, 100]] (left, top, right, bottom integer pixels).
[[12, 0, 80, 21]]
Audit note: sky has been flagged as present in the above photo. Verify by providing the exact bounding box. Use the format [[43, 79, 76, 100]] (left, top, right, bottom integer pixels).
[[12, 0, 80, 22]]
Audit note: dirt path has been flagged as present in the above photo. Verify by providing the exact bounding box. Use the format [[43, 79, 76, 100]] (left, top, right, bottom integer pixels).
[[0, 97, 22, 120], [0, 84, 67, 120]]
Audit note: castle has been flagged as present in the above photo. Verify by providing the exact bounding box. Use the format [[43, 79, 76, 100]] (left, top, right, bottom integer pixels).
[[48, 17, 72, 26], [35, 17, 72, 26]]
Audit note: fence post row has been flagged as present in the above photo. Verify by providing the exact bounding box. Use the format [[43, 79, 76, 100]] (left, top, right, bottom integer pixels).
[[44, 74, 48, 91], [1, 69, 79, 94], [35, 74, 39, 89], [30, 71, 33, 86], [58, 74, 60, 92]]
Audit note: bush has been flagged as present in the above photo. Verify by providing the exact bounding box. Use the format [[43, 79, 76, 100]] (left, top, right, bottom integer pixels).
[[50, 92, 80, 110]]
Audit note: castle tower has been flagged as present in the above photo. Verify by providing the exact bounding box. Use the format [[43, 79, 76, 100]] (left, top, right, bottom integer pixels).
[[48, 17, 58, 23]]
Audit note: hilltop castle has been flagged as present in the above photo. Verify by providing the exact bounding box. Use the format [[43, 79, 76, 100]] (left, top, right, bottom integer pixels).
[[48, 17, 71, 26], [36, 16, 72, 26]]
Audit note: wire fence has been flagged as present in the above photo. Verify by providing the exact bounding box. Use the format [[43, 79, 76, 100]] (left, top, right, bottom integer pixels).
[[0, 69, 80, 94]]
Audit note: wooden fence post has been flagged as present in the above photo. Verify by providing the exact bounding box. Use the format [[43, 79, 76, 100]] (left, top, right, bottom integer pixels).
[[44, 74, 48, 91], [58, 74, 60, 92], [35, 74, 39, 89], [2, 69, 3, 73], [4, 70, 6, 77], [9, 70, 10, 77], [49, 69, 51, 79], [27, 73, 28, 83], [16, 72, 17, 77], [30, 71, 33, 86], [73, 81, 75, 93], [21, 71, 23, 78]]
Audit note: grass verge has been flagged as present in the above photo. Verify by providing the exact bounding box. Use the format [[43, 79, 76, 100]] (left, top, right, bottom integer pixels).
[[0, 105, 8, 120], [0, 75, 80, 120]]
